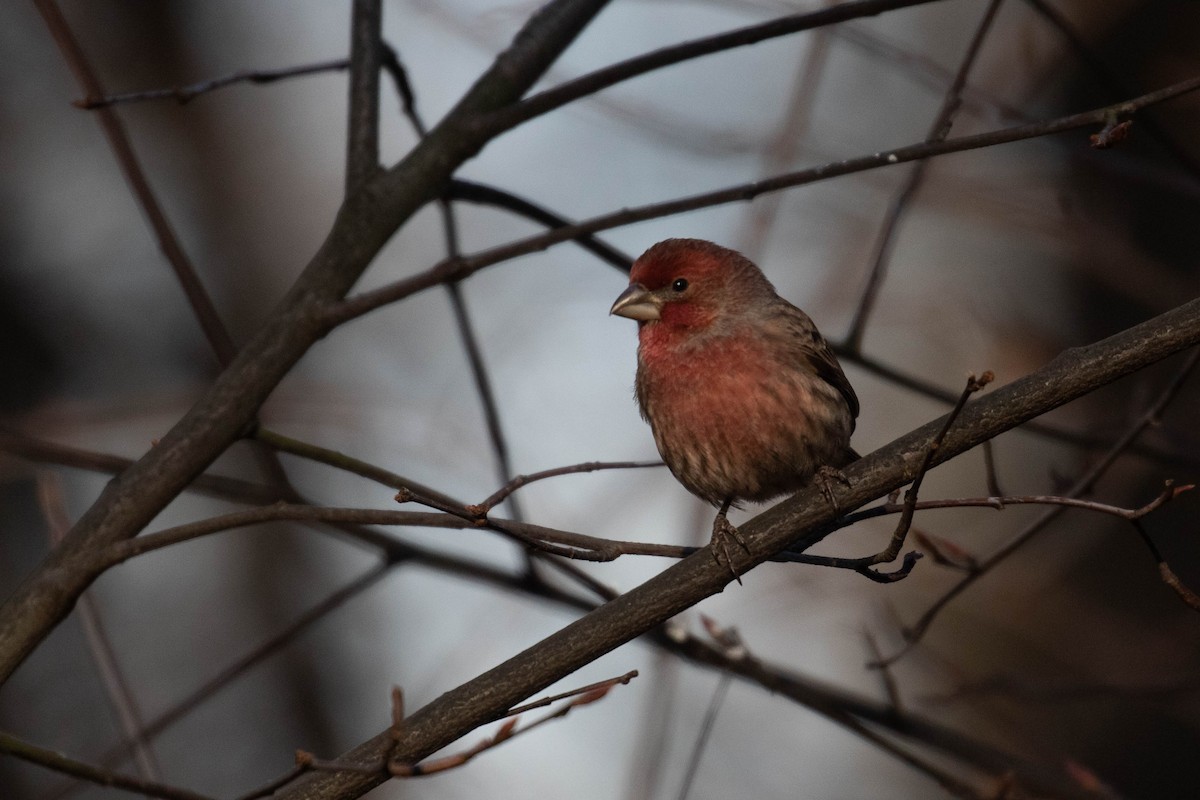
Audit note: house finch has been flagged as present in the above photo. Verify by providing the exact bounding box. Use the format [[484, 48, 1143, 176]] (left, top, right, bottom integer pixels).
[[610, 238, 859, 573]]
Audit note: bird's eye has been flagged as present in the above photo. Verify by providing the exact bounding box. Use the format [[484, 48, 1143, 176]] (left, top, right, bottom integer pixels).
[[671, 278, 689, 292]]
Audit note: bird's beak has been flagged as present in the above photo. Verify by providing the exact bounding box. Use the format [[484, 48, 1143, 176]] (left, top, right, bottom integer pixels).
[[610, 283, 661, 321]]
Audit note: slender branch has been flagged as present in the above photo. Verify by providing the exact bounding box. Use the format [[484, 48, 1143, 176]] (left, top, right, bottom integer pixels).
[[843, 0, 1003, 352], [1023, 0, 1200, 181], [477, 0, 950, 137], [253, 426, 464, 508], [73, 59, 350, 109], [444, 180, 632, 271], [676, 674, 731, 800], [1132, 521, 1200, 612], [0, 731, 214, 800], [37, 476, 160, 783], [0, 427, 283, 505], [345, 0, 382, 195], [667, 630, 1103, 800], [87, 565, 394, 774], [381, 41, 526, 524], [32, 0, 238, 365], [862, 372, 994, 576], [504, 670, 638, 716], [836, 482, 1192, 527], [329, 74, 1200, 325], [473, 459, 663, 514], [100, 505, 467, 567], [843, 349, 1200, 469]]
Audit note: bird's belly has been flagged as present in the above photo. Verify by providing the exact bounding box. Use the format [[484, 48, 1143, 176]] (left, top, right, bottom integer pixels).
[[640, 361, 852, 505]]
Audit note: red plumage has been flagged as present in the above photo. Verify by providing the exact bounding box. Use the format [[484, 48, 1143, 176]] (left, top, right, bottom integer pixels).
[[611, 239, 858, 563]]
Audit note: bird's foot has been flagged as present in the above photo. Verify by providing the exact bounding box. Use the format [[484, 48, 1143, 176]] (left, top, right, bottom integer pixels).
[[814, 465, 853, 510], [710, 511, 750, 583]]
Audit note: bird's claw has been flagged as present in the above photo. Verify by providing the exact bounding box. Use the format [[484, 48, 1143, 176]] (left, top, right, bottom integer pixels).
[[815, 465, 852, 510], [711, 512, 750, 584]]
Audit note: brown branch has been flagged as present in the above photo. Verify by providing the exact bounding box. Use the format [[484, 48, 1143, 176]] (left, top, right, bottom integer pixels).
[[99, 505, 468, 567], [295, 672, 637, 780], [664, 627, 1102, 800], [843, 0, 1004, 352], [273, 293, 1200, 800], [37, 475, 161, 783], [473, 459, 663, 514], [1023, 0, 1200, 180], [0, 427, 282, 505], [253, 426, 465, 508], [504, 670, 639, 716], [87, 565, 394, 776], [477, 0, 950, 137], [329, 74, 1200, 326], [345, 0, 383, 194], [73, 59, 350, 109], [0, 730, 213, 800], [843, 350, 1200, 470], [444, 180, 633, 271], [32, 0, 237, 366], [835, 481, 1191, 528]]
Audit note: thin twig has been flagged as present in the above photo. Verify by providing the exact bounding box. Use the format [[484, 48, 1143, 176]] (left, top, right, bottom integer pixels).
[[735, 4, 834, 256], [676, 674, 731, 800], [88, 565, 394, 774], [73, 59, 350, 109], [444, 180, 632, 270], [981, 439, 1003, 497], [383, 39, 526, 524], [473, 460, 663, 514], [843, 0, 1004, 352], [479, 0, 950, 136], [0, 730, 213, 800], [294, 672, 637, 781], [36, 475, 161, 783], [33, 0, 238, 365], [505, 670, 638, 716], [253, 426, 463, 508], [843, 349, 1200, 469], [1023, 0, 1200, 180]]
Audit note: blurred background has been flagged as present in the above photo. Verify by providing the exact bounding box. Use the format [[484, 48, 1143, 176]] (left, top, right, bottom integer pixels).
[[2, 0, 1200, 798]]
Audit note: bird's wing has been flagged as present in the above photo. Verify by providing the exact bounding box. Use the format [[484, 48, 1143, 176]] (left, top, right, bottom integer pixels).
[[766, 301, 860, 424]]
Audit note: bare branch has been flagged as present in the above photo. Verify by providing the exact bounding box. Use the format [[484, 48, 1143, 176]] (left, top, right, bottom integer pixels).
[[72, 59, 350, 109], [843, 0, 1004, 352], [0, 731, 213, 800], [479, 0, 950, 136], [32, 0, 237, 365], [473, 459, 663, 514], [37, 475, 160, 783]]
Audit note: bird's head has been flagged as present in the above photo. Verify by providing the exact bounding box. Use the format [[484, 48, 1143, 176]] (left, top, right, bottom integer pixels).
[[610, 238, 775, 331]]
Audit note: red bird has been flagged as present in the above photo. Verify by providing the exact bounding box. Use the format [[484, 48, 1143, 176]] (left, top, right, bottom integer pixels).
[[610, 238, 859, 571]]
